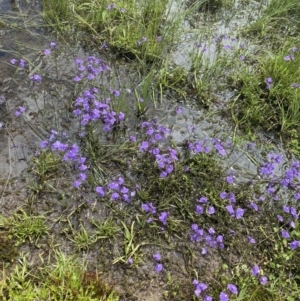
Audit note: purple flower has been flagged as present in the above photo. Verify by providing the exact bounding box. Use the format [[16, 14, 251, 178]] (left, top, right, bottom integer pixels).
[[251, 265, 260, 276], [208, 206, 215, 215], [107, 3, 117, 10], [118, 112, 125, 121], [248, 236, 256, 244], [10, 58, 17, 65], [290, 240, 300, 250], [226, 205, 235, 216], [78, 164, 87, 171], [227, 283, 238, 294], [198, 196, 208, 203], [176, 107, 183, 114], [215, 144, 226, 156], [96, 186, 105, 197], [226, 174, 234, 184], [108, 181, 119, 190], [155, 263, 163, 272], [40, 140, 48, 148], [160, 171, 168, 178], [260, 276, 268, 285], [194, 289, 201, 298], [220, 192, 227, 199], [290, 207, 298, 219], [127, 258, 133, 265], [158, 212, 169, 225], [30, 74, 42, 82], [266, 77, 272, 90], [249, 202, 258, 211], [73, 180, 82, 188], [204, 296, 213, 301], [50, 42, 57, 48], [235, 208, 245, 219], [44, 49, 51, 56], [153, 253, 161, 261], [196, 282, 208, 292], [14, 106, 26, 117], [284, 55, 294, 61], [110, 192, 120, 201], [281, 230, 290, 239], [283, 205, 290, 213], [111, 89, 120, 97], [79, 173, 87, 181], [266, 77, 272, 84], [120, 186, 129, 194], [139, 141, 149, 151], [207, 227, 215, 235], [277, 215, 283, 222], [19, 59, 26, 68], [220, 292, 229, 301], [196, 205, 204, 215]]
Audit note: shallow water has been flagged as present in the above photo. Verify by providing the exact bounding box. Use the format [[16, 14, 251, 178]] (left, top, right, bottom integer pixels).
[[0, 0, 287, 187]]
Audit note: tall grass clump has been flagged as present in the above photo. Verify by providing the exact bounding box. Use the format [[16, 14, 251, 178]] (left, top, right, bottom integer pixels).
[[244, 0, 300, 47], [41, 0, 69, 32], [41, 0, 186, 63], [0, 251, 118, 301], [231, 43, 300, 144]]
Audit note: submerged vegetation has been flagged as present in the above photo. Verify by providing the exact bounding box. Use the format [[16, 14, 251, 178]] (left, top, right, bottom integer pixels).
[[1, 0, 300, 300]]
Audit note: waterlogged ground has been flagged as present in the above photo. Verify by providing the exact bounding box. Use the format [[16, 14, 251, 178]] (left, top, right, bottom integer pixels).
[[0, 1, 300, 301]]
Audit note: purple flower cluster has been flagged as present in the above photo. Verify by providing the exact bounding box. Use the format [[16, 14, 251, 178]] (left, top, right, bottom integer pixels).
[[188, 141, 210, 154], [220, 191, 245, 219], [136, 37, 147, 46], [95, 176, 136, 202], [14, 106, 26, 117], [141, 203, 169, 226], [139, 121, 178, 178], [73, 87, 124, 131], [10, 58, 26, 68], [284, 54, 294, 61], [259, 153, 281, 178], [193, 281, 238, 300], [140, 120, 170, 144], [193, 280, 212, 300], [225, 204, 245, 219], [196, 196, 216, 215], [277, 205, 299, 247], [251, 265, 268, 285], [153, 253, 163, 272], [44, 42, 57, 55], [280, 160, 300, 189], [190, 224, 224, 254], [40, 130, 88, 188], [107, 3, 116, 10], [142, 202, 157, 215], [218, 284, 238, 301], [73, 56, 110, 82], [291, 83, 300, 89], [188, 138, 228, 157]]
